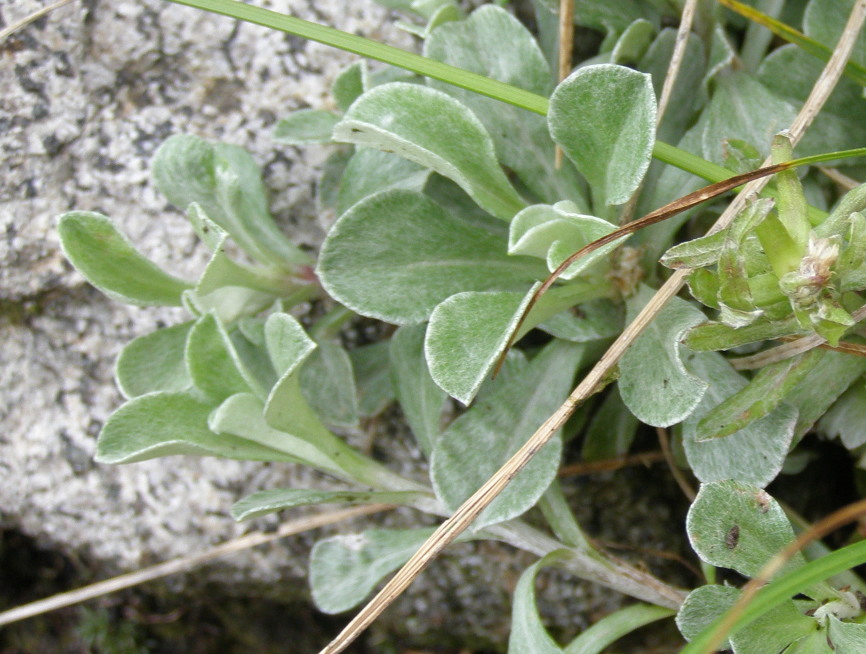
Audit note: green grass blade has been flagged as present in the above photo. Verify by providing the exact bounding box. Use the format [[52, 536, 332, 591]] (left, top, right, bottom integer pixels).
[[167, 0, 549, 115], [680, 538, 866, 654]]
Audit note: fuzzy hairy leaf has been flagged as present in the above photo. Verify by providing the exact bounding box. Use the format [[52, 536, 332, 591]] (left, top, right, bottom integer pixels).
[[425, 5, 586, 207], [818, 381, 866, 449], [231, 487, 422, 521], [618, 285, 708, 427], [687, 481, 804, 579], [95, 391, 294, 464], [350, 341, 394, 418], [58, 212, 192, 307], [683, 352, 797, 487], [332, 82, 525, 220], [548, 64, 656, 209], [508, 551, 571, 654], [317, 189, 544, 324], [431, 339, 583, 529], [116, 321, 193, 398], [336, 148, 429, 216], [300, 341, 359, 429], [152, 134, 310, 266], [273, 109, 340, 145], [390, 324, 447, 458], [186, 313, 261, 402]]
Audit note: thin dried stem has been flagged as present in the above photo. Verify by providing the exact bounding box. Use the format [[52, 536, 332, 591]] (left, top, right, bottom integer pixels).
[[656, 0, 698, 133], [730, 304, 866, 370], [554, 0, 574, 170], [558, 450, 666, 477], [0, 504, 392, 628], [320, 3, 866, 653], [657, 427, 696, 502], [819, 166, 861, 191], [0, 0, 77, 41]]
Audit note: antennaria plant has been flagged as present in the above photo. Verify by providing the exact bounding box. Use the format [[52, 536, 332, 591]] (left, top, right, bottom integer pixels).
[[53, 0, 866, 651]]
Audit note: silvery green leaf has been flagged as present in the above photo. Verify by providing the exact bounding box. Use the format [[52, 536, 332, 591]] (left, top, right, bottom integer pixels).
[[818, 381, 866, 449], [95, 391, 294, 464], [209, 393, 346, 476], [332, 61, 366, 112], [694, 350, 820, 442], [687, 480, 804, 578], [581, 387, 638, 461], [431, 339, 583, 529], [760, 46, 866, 162], [425, 287, 537, 405], [676, 585, 737, 649], [58, 212, 192, 307], [508, 551, 571, 654], [533, 0, 654, 35], [186, 313, 261, 402], [563, 604, 675, 654], [423, 173, 506, 235], [273, 109, 340, 145], [700, 73, 796, 165], [827, 616, 866, 654], [618, 285, 708, 427], [184, 286, 276, 325], [231, 487, 423, 522], [265, 312, 316, 377], [804, 0, 866, 67], [781, 350, 866, 441], [683, 315, 801, 352], [333, 82, 525, 220], [152, 134, 311, 266], [704, 24, 736, 93], [509, 202, 627, 280], [186, 202, 227, 251], [310, 528, 435, 614], [539, 299, 622, 343], [300, 340, 359, 429], [229, 327, 277, 392], [683, 352, 797, 487], [610, 18, 655, 65], [660, 230, 727, 269], [317, 189, 545, 324], [677, 585, 813, 654], [116, 321, 193, 399], [390, 324, 447, 458], [548, 64, 656, 209], [349, 341, 394, 418], [317, 149, 353, 214], [336, 148, 429, 216], [425, 5, 587, 207], [639, 28, 705, 144]]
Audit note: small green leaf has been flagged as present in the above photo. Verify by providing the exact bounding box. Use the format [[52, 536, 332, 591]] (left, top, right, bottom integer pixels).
[[509, 202, 627, 280], [209, 392, 345, 475], [564, 603, 675, 654], [332, 82, 525, 220], [828, 616, 866, 654], [425, 5, 586, 207], [116, 322, 193, 398], [265, 312, 317, 376], [300, 340, 360, 429], [687, 481, 805, 579], [683, 352, 797, 487], [273, 109, 340, 145], [58, 212, 192, 306], [508, 551, 571, 654], [186, 313, 259, 402], [152, 134, 311, 266], [818, 380, 866, 449], [581, 387, 639, 461], [95, 391, 294, 464], [318, 189, 545, 324], [336, 148, 429, 216], [231, 487, 423, 522], [683, 315, 801, 351], [694, 350, 821, 441], [618, 285, 709, 427], [548, 64, 656, 209], [350, 341, 394, 418], [332, 61, 366, 112], [431, 339, 584, 529], [390, 324, 447, 458], [310, 528, 436, 614], [425, 287, 537, 405], [660, 230, 727, 269], [676, 584, 738, 649]]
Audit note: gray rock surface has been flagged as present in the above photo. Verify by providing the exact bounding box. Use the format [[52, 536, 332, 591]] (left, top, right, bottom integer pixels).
[[0, 0, 687, 648]]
